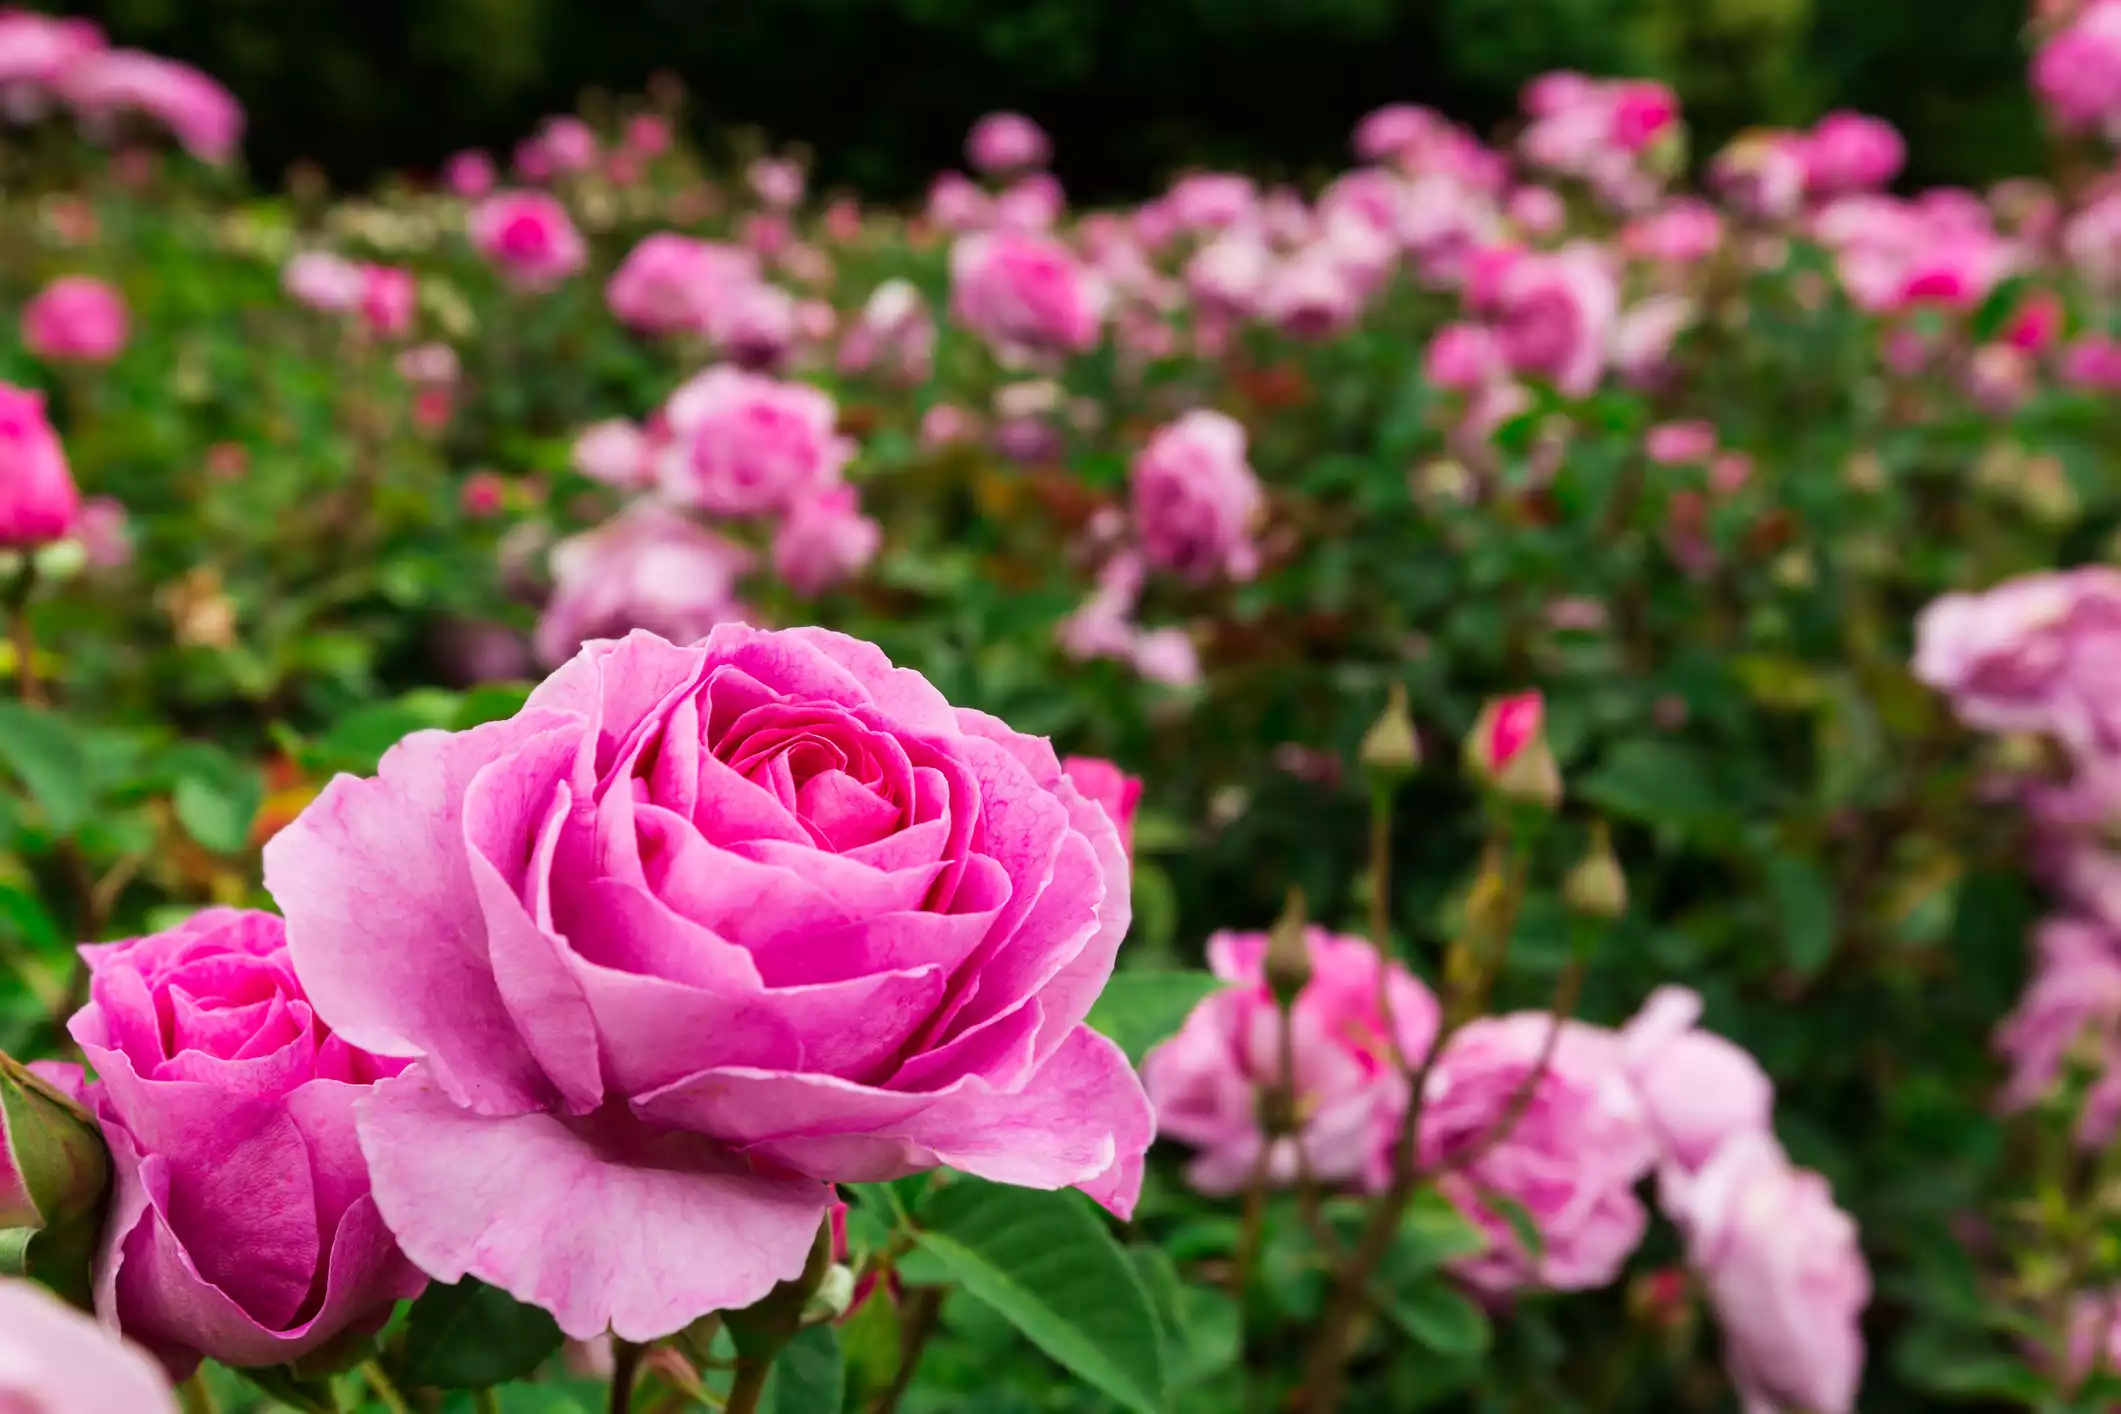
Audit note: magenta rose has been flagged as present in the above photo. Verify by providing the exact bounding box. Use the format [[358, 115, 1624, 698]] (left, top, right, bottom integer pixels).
[[1672, 1133, 1868, 1414], [1418, 1013, 1655, 1292], [444, 149, 496, 198], [358, 265, 416, 338], [1493, 242, 1620, 398], [0, 1277, 178, 1414], [1130, 410, 1265, 584], [0, 383, 79, 549], [2035, 2, 2121, 134], [534, 502, 752, 667], [1914, 568, 2121, 758], [21, 276, 128, 364], [656, 366, 853, 516], [68, 909, 425, 1376], [263, 626, 1152, 1340], [1802, 111, 1904, 196], [468, 191, 587, 289], [606, 234, 761, 339], [1145, 929, 1438, 1196], [949, 229, 1106, 357], [1617, 986, 1773, 1173]]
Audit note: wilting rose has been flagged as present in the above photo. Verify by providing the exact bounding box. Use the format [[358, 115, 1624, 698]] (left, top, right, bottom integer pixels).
[[1060, 757, 1140, 860], [468, 191, 587, 289], [0, 383, 78, 548], [1914, 568, 2121, 757], [950, 229, 1106, 356], [533, 502, 752, 667], [1418, 1013, 1655, 1291], [1130, 410, 1264, 584], [771, 484, 881, 596], [69, 910, 426, 1375], [656, 366, 854, 516], [1670, 1133, 1868, 1414], [264, 626, 1152, 1340], [1146, 929, 1438, 1195], [606, 234, 760, 339], [1618, 987, 1773, 1173], [0, 1278, 179, 1414], [966, 111, 1050, 174], [21, 275, 128, 363]]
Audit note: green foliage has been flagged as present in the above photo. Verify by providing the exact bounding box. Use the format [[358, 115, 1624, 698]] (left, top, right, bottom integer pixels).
[[399, 1280, 566, 1389]]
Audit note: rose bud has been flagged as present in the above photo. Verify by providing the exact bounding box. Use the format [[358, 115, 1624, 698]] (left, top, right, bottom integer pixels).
[[1466, 691, 1562, 809], [0, 1052, 111, 1304]]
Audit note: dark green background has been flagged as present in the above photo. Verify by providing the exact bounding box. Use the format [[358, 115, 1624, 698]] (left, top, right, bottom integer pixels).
[[51, 0, 2042, 199]]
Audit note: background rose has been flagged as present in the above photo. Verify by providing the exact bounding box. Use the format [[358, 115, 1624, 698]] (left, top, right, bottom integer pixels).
[[533, 502, 752, 667], [21, 275, 127, 363], [264, 626, 1151, 1341], [656, 366, 853, 515], [1145, 928, 1438, 1195], [468, 190, 587, 288], [1130, 410, 1265, 584], [0, 1277, 179, 1414], [1618, 986, 1773, 1173], [68, 909, 425, 1375], [949, 229, 1106, 356], [771, 484, 881, 596], [1060, 756, 1140, 859], [1914, 568, 2121, 757], [0, 383, 78, 548], [606, 234, 760, 338]]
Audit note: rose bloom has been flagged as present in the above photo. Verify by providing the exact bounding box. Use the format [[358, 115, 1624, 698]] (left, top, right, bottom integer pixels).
[[606, 233, 761, 338], [994, 172, 1065, 231], [2035, 0, 2121, 134], [1914, 568, 2121, 757], [21, 274, 127, 363], [1261, 244, 1367, 339], [1711, 130, 1810, 223], [1506, 184, 1567, 236], [1612, 294, 1695, 385], [532, 503, 752, 667], [950, 229, 1106, 356], [1996, 914, 2121, 1145], [1622, 199, 1723, 265], [656, 366, 852, 516], [1671, 1133, 1868, 1414], [1645, 420, 1718, 465], [536, 115, 599, 174], [966, 110, 1050, 173], [1060, 757, 1140, 860], [1618, 987, 1773, 1174], [359, 265, 417, 338], [1185, 227, 1275, 318], [0, 383, 77, 548], [468, 191, 588, 289], [926, 171, 992, 232], [1425, 323, 1506, 392], [1418, 1013, 1655, 1292], [0, 1277, 178, 1414], [625, 114, 671, 156], [66, 910, 426, 1375], [283, 251, 365, 313], [443, 148, 496, 197], [1803, 111, 1904, 196], [1160, 172, 1258, 233], [2064, 334, 2121, 390], [572, 418, 655, 490], [1491, 242, 1619, 397], [263, 625, 1151, 1339], [0, 10, 102, 91], [1145, 929, 1439, 1195], [748, 157, 806, 210], [1353, 102, 1445, 163], [1130, 410, 1264, 583], [771, 484, 881, 596], [60, 50, 242, 162], [838, 278, 936, 385]]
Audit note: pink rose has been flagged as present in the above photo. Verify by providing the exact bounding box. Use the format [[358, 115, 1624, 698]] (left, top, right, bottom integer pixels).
[[1613, 294, 1695, 385], [535, 115, 598, 175], [1804, 111, 1904, 195], [1618, 987, 1773, 1173], [263, 625, 1151, 1339], [1609, 80, 1680, 152], [1996, 915, 2121, 1145], [68, 910, 426, 1375], [532, 503, 751, 667], [838, 279, 936, 385], [395, 341, 459, 387], [927, 171, 992, 232], [771, 484, 881, 596], [1492, 242, 1618, 396], [994, 172, 1065, 231], [1132, 627, 1202, 688], [1418, 1013, 1655, 1291], [1712, 131, 1810, 223], [657, 366, 853, 516], [1425, 323, 1506, 392], [606, 233, 760, 338], [1914, 569, 2121, 755], [75, 495, 132, 570], [468, 191, 587, 289], [60, 50, 242, 163], [1645, 420, 1718, 465], [1672, 1133, 1868, 1414], [21, 275, 127, 363], [1130, 410, 1264, 584], [0, 1277, 177, 1413], [1622, 199, 1723, 264], [950, 229, 1106, 356], [920, 403, 976, 447], [1506, 184, 1567, 236], [0, 10, 102, 90], [625, 114, 671, 156], [0, 383, 77, 548], [748, 157, 806, 211], [1161, 172, 1257, 233], [443, 149, 496, 197], [1353, 103, 1444, 163], [1523, 71, 1596, 118], [359, 265, 417, 338], [1146, 929, 1439, 1195], [1060, 757, 1140, 860], [2064, 333, 2121, 390], [1185, 228, 1275, 317], [1261, 244, 1366, 339], [571, 418, 655, 490], [283, 251, 365, 313], [966, 111, 1050, 174], [2035, 0, 2121, 134]]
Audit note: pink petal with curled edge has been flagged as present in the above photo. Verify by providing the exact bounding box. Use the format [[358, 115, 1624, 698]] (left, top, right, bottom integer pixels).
[[1023, 771, 1133, 1061], [522, 630, 708, 777], [632, 1066, 942, 1147], [781, 627, 963, 736], [358, 1068, 831, 1341], [937, 830, 1101, 1053], [265, 715, 581, 1115]]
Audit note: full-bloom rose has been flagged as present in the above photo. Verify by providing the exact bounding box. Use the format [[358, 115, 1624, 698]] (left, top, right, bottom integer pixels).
[[771, 485, 881, 596], [1618, 987, 1773, 1173], [1418, 1013, 1655, 1292], [1130, 410, 1264, 584], [1146, 929, 1438, 1195], [656, 366, 853, 516], [1914, 568, 2121, 757], [0, 1277, 178, 1414], [1060, 757, 1140, 860], [0, 10, 101, 93], [966, 111, 1050, 174], [532, 503, 752, 667], [468, 191, 587, 289], [0, 383, 77, 548], [68, 909, 425, 1375], [1671, 1133, 1868, 1414], [263, 626, 1152, 1340], [949, 229, 1106, 357], [1996, 914, 2121, 1145], [606, 234, 760, 339], [21, 275, 127, 363], [1491, 242, 1619, 397]]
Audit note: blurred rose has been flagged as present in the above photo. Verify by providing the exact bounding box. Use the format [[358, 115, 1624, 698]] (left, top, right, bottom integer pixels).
[[1803, 111, 1905, 195], [535, 502, 752, 666], [0, 383, 77, 547], [0, 1277, 178, 1413], [22, 274, 127, 363], [1426, 323, 1506, 392], [1996, 914, 2121, 1144], [395, 341, 459, 386], [657, 366, 853, 516], [1618, 987, 1773, 1173], [967, 111, 1050, 173], [625, 113, 670, 156], [748, 157, 805, 210], [1915, 568, 2121, 755], [607, 233, 760, 338], [995, 172, 1065, 230], [283, 251, 364, 313], [1132, 627, 1202, 687], [571, 418, 655, 490], [2034, 0, 2121, 134], [442, 149, 496, 198], [1353, 103, 1442, 163], [838, 279, 935, 385], [61, 50, 242, 162], [1507, 184, 1567, 236], [951, 228, 1106, 356], [536, 115, 598, 174], [771, 483, 881, 595], [1646, 420, 1718, 465], [1492, 242, 1619, 396], [461, 470, 508, 519], [467, 191, 587, 289], [1622, 199, 1723, 265], [1131, 410, 1264, 583], [927, 171, 992, 232], [359, 264, 416, 338], [74, 495, 131, 569]]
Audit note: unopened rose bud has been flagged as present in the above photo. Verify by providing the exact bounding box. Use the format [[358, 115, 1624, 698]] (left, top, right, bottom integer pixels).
[[802, 1263, 857, 1326], [1563, 822, 1628, 920], [0, 1053, 111, 1302], [1359, 683, 1421, 786], [1466, 691, 1562, 810], [1263, 887, 1311, 1010]]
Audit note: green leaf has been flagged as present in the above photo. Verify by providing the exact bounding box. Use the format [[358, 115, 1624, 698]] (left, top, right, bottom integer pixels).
[[1577, 739, 1726, 833], [173, 768, 262, 855], [1085, 970, 1224, 1063], [455, 683, 533, 730], [913, 1179, 1165, 1414], [0, 703, 89, 834], [240, 1366, 339, 1414], [1385, 1188, 1489, 1279], [1130, 1247, 1240, 1387], [1766, 852, 1837, 976], [1377, 1277, 1491, 1358], [0, 883, 61, 953], [760, 1323, 844, 1414], [399, 1278, 565, 1389]]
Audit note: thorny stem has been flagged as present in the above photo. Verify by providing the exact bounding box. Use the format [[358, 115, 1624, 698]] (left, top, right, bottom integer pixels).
[[872, 1287, 943, 1414], [609, 1338, 646, 1414]]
